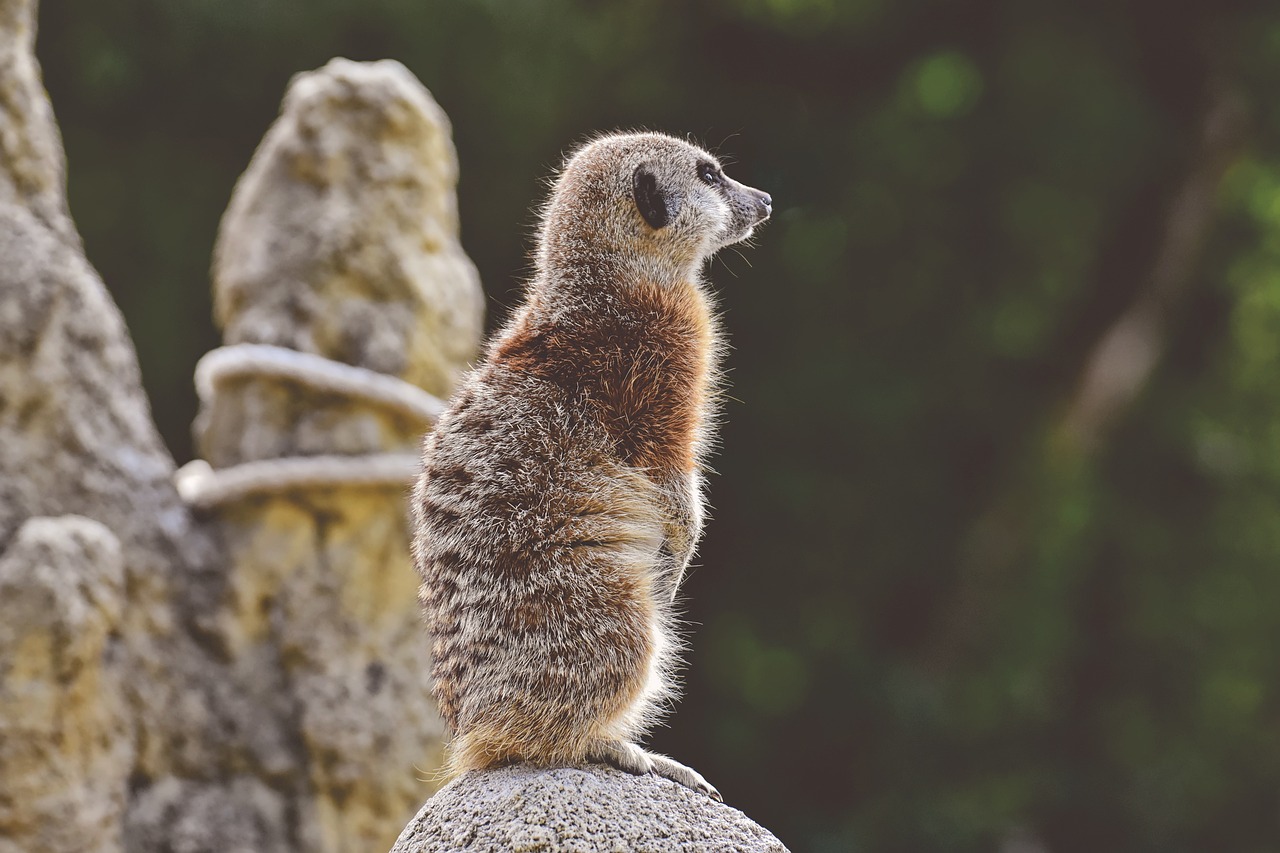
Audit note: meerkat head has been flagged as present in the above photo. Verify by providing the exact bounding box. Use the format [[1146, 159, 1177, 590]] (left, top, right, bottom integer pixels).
[[539, 131, 772, 285]]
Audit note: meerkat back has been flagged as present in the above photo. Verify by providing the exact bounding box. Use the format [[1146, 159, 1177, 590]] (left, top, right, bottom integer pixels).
[[412, 131, 771, 801]]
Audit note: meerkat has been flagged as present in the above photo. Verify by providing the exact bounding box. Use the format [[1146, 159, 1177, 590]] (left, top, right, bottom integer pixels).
[[412, 131, 771, 800]]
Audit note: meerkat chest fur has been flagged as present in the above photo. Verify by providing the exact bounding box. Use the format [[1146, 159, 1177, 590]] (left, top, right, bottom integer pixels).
[[494, 277, 720, 476]]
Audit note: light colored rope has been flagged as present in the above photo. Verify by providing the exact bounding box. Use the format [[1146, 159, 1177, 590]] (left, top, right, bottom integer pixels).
[[179, 344, 446, 508], [195, 344, 447, 424], [176, 455, 421, 509]]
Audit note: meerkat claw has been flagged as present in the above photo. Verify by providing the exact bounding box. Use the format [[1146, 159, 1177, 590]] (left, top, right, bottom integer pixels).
[[693, 779, 723, 802], [646, 751, 722, 801], [592, 742, 721, 800]]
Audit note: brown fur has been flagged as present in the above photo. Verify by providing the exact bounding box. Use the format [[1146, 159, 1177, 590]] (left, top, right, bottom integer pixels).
[[493, 278, 714, 474], [412, 131, 770, 798]]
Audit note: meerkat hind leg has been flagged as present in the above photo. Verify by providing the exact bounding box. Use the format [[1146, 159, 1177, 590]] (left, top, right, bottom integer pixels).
[[587, 739, 722, 802]]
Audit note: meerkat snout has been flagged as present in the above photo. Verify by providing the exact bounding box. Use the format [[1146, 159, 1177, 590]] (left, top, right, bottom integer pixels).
[[688, 155, 772, 249]]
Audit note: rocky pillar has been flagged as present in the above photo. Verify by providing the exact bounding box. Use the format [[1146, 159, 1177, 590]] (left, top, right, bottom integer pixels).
[[180, 58, 484, 851], [0, 1, 482, 844], [0, 0, 218, 848]]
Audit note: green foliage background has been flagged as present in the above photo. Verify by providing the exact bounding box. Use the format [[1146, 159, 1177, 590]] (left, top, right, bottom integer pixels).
[[37, 0, 1280, 848]]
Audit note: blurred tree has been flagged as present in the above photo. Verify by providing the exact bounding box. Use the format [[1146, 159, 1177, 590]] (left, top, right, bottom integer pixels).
[[35, 0, 1280, 848]]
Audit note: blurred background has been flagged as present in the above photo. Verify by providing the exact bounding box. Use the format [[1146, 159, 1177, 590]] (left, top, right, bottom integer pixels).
[[36, 0, 1280, 849]]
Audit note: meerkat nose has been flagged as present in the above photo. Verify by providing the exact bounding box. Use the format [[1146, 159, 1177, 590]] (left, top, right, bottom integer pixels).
[[757, 192, 773, 219]]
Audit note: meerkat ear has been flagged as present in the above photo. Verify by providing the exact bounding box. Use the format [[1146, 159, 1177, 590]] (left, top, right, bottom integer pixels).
[[633, 164, 671, 229]]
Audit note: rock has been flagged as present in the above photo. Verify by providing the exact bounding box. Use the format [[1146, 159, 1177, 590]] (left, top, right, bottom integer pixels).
[[0, 0, 75, 243], [391, 765, 791, 853], [0, 6, 464, 849], [211, 57, 485, 403], [124, 776, 291, 853], [186, 56, 481, 852], [0, 1, 234, 847], [0, 516, 130, 853]]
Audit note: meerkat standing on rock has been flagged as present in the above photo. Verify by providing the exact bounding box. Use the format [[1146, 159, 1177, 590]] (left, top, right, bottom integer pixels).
[[412, 131, 771, 801]]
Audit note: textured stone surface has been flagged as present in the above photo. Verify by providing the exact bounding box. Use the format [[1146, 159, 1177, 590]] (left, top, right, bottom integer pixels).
[[188, 56, 479, 852], [0, 516, 130, 853], [391, 766, 791, 853], [194, 492, 448, 853], [0, 0, 74, 243], [211, 56, 484, 403], [0, 1, 233, 847], [0, 8, 466, 851]]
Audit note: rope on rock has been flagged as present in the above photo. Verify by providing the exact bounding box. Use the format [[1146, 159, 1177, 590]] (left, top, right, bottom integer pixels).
[[195, 343, 447, 423], [177, 344, 445, 509], [176, 454, 423, 509]]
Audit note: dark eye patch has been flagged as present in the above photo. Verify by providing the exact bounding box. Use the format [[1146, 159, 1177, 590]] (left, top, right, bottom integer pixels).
[[697, 161, 720, 186]]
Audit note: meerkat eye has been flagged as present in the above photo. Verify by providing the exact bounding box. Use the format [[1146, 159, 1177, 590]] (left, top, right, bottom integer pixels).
[[697, 162, 720, 187]]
